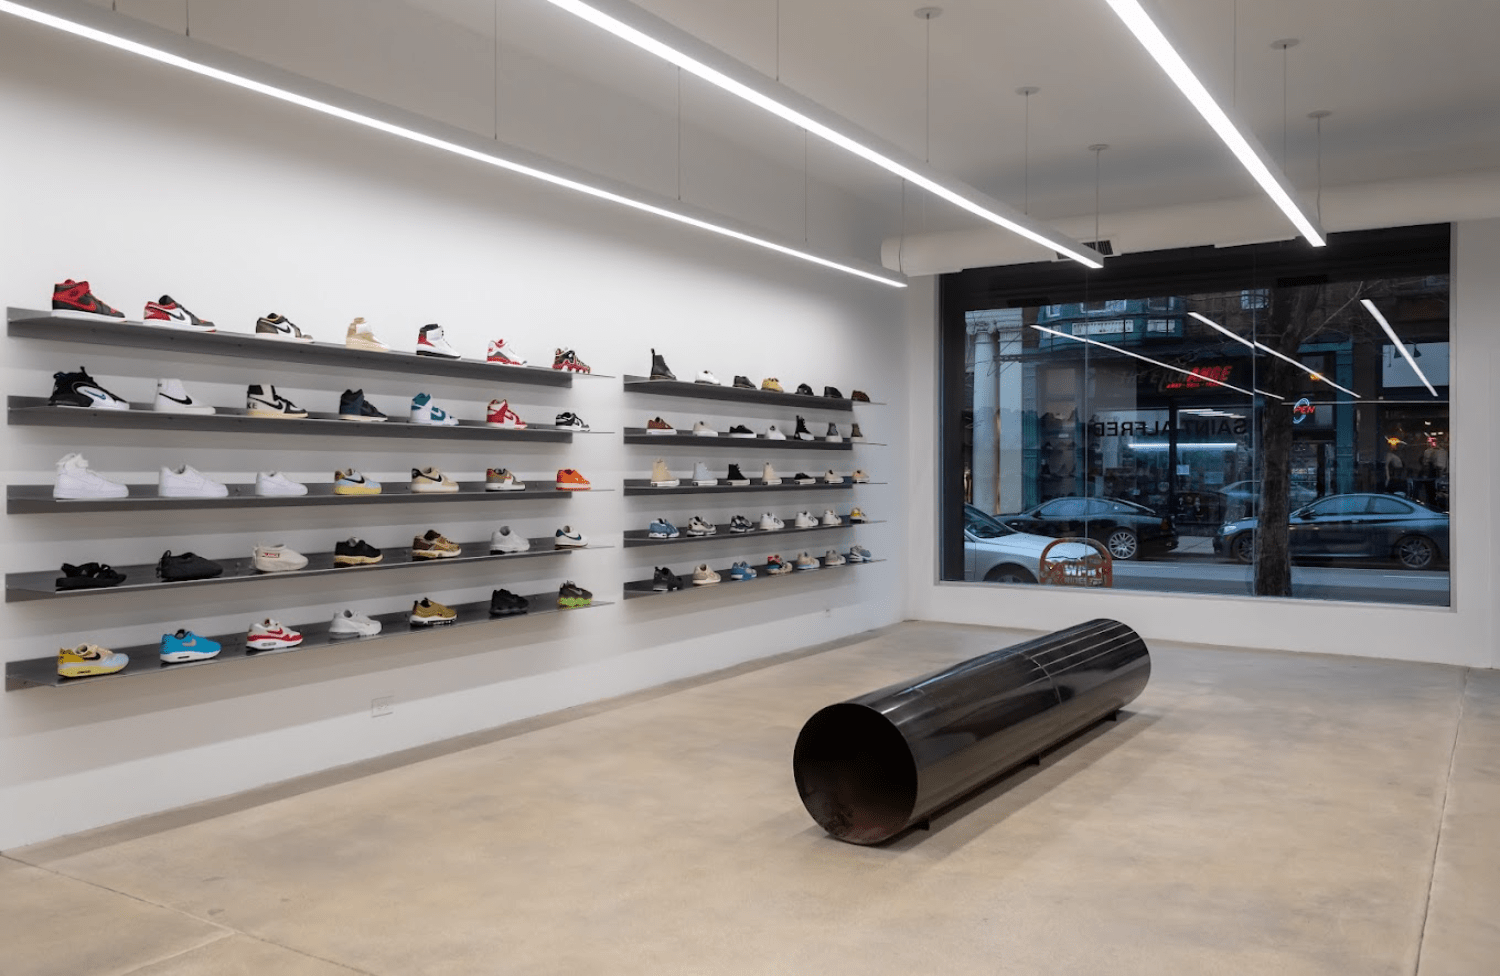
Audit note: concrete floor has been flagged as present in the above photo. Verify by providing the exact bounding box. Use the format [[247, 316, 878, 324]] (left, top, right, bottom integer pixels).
[[5, 621, 1499, 975]]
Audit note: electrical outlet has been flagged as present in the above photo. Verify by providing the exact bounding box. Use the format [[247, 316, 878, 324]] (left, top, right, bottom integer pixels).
[[371, 696, 395, 718]]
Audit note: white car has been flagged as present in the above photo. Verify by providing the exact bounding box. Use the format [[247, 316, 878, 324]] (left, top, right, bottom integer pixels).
[[963, 505, 1093, 584]]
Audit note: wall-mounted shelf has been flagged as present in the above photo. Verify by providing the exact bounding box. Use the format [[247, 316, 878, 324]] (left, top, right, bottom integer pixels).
[[622, 375, 856, 411], [623, 557, 884, 600], [7, 538, 607, 602], [622, 428, 853, 451], [623, 478, 877, 497], [6, 590, 612, 690], [7, 309, 614, 386], [622, 519, 883, 548], [7, 483, 599, 514]]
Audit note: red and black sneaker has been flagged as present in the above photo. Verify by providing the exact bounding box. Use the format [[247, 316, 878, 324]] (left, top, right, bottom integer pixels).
[[552, 348, 591, 373], [143, 295, 216, 332], [52, 279, 125, 320]]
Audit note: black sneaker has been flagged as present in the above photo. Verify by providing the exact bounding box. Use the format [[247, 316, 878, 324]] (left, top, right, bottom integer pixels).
[[732, 375, 754, 389], [156, 550, 223, 582], [489, 588, 530, 616], [555, 411, 590, 432], [726, 463, 750, 486], [558, 581, 593, 608], [824, 386, 843, 399], [825, 423, 842, 442], [729, 514, 753, 533], [56, 561, 127, 590], [338, 389, 387, 422], [793, 472, 816, 485], [794, 416, 814, 441], [652, 567, 684, 591], [727, 424, 755, 439], [246, 384, 308, 419], [49, 367, 130, 410], [851, 423, 865, 442], [796, 383, 815, 396], [650, 348, 676, 381], [334, 538, 383, 566]]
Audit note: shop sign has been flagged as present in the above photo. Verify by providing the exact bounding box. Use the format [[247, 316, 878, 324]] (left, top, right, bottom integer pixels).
[[1293, 398, 1315, 424], [1159, 363, 1238, 392], [1090, 416, 1249, 438]]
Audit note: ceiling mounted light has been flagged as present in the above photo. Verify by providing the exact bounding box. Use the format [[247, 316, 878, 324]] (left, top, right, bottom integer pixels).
[[1100, 0, 1325, 247], [542, 0, 1105, 268], [1362, 299, 1438, 396], [1189, 311, 1356, 398], [0, 0, 905, 289]]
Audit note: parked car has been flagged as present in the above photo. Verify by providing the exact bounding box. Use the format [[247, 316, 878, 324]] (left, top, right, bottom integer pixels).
[[1216, 479, 1319, 520], [1213, 493, 1449, 569], [998, 496, 1178, 561], [963, 505, 1091, 583]]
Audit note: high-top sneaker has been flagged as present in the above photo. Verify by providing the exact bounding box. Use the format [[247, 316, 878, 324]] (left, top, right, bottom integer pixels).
[[650, 458, 679, 487], [761, 462, 781, 485], [650, 348, 676, 381], [49, 367, 129, 410], [824, 423, 842, 442], [411, 392, 459, 426], [53, 453, 128, 500], [144, 295, 215, 331], [794, 416, 815, 441], [691, 461, 717, 486], [552, 348, 592, 373], [246, 384, 308, 419], [345, 317, 390, 352], [850, 423, 865, 442], [725, 463, 749, 486], [415, 323, 461, 359], [824, 386, 843, 399], [52, 279, 125, 320], [486, 399, 527, 429]]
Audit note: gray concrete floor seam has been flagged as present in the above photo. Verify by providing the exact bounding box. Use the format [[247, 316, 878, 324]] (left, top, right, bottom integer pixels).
[[1411, 666, 1470, 976]]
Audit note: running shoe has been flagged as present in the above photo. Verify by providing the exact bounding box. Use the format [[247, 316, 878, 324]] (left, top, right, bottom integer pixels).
[[330, 610, 382, 637], [410, 598, 457, 625], [686, 516, 716, 537], [49, 367, 129, 410], [52, 279, 124, 320], [338, 389, 387, 422], [824, 386, 843, 399], [650, 349, 676, 381], [486, 468, 525, 491], [489, 589, 529, 616], [850, 423, 866, 442], [732, 375, 755, 389], [345, 317, 390, 352], [758, 513, 784, 531], [486, 399, 526, 429], [53, 453, 128, 499], [692, 564, 721, 586], [412, 529, 462, 559], [795, 383, 815, 396], [554, 525, 587, 548], [557, 581, 593, 608], [247, 384, 308, 419], [696, 370, 721, 386], [487, 339, 527, 366], [159, 464, 228, 498], [766, 554, 792, 575], [820, 509, 841, 526], [650, 459, 679, 488], [848, 545, 872, 563], [727, 425, 755, 439], [823, 470, 842, 484], [849, 507, 868, 523], [652, 567, 684, 591], [646, 417, 675, 435], [490, 527, 530, 553], [851, 390, 871, 403], [794, 511, 817, 528], [412, 392, 459, 426], [648, 517, 679, 539], [761, 378, 782, 392], [794, 551, 820, 571], [765, 425, 787, 441], [729, 562, 757, 581], [411, 467, 459, 493], [793, 472, 816, 485], [552, 348, 591, 373], [334, 538, 383, 566], [143, 295, 215, 331], [156, 550, 223, 581], [415, 323, 461, 359], [161, 629, 221, 663], [691, 462, 717, 486], [556, 468, 591, 490], [155, 378, 214, 415], [692, 421, 717, 437], [333, 469, 381, 495], [729, 514, 753, 533], [725, 463, 750, 486], [793, 416, 815, 441], [58, 643, 128, 678], [252, 543, 308, 573], [851, 469, 870, 483], [823, 548, 846, 566], [255, 312, 314, 342], [247, 619, 303, 650], [824, 423, 842, 443], [555, 411, 590, 432], [56, 562, 126, 590], [761, 462, 781, 485]]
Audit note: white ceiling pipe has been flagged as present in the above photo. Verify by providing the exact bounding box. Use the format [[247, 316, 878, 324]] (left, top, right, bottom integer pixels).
[[882, 169, 1500, 275]]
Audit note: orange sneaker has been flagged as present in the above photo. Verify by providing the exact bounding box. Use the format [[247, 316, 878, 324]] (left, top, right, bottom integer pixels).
[[555, 468, 591, 490]]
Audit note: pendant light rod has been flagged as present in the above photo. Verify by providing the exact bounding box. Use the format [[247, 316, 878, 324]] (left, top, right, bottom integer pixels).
[[543, 0, 1105, 268], [0, 0, 906, 288], [1101, 0, 1325, 247]]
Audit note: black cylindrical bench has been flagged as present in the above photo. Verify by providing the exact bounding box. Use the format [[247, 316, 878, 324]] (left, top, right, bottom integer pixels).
[[793, 618, 1151, 845]]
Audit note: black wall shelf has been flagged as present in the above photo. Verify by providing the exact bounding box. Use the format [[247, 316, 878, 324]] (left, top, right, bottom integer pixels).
[[622, 428, 852, 450], [622, 375, 855, 411], [623, 558, 884, 599], [7, 591, 611, 691], [622, 519, 883, 548], [8, 483, 593, 514], [622, 479, 872, 496]]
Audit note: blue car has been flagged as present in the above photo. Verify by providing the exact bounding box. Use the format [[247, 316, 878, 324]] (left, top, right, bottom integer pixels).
[[1213, 493, 1449, 569]]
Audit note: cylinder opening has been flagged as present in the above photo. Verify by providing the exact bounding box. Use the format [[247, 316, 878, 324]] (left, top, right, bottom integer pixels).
[[793, 703, 918, 844]]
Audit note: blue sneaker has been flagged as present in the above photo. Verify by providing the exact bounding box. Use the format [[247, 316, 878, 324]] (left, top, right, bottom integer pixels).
[[848, 545, 872, 563], [410, 392, 459, 427], [729, 562, 757, 581], [334, 468, 382, 495], [648, 517, 679, 539], [160, 629, 222, 663]]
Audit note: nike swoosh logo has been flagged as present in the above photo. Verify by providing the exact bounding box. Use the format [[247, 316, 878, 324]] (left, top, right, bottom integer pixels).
[[156, 308, 188, 321], [159, 393, 193, 405], [77, 386, 120, 402]]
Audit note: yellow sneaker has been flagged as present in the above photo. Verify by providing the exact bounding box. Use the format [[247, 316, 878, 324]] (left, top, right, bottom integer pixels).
[[58, 643, 129, 678], [411, 529, 462, 559], [761, 377, 783, 392], [410, 597, 457, 625]]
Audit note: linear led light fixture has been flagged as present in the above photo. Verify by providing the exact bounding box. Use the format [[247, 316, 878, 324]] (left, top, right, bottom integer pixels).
[[0, 0, 905, 289], [543, 0, 1105, 269], [1032, 324, 1259, 397], [1362, 299, 1438, 396], [1188, 311, 1353, 398], [1101, 0, 1325, 247]]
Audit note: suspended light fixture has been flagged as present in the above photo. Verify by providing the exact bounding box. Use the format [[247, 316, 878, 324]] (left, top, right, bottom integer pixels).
[[0, 0, 906, 288], [543, 0, 1105, 268], [1362, 299, 1438, 396], [1188, 311, 1354, 398]]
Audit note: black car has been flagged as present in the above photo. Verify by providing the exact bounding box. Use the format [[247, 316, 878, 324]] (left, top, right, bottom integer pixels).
[[1000, 496, 1177, 561], [1213, 492, 1450, 569]]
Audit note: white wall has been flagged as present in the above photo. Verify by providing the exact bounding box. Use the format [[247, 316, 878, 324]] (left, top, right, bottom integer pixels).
[[0, 8, 908, 848], [905, 219, 1500, 670]]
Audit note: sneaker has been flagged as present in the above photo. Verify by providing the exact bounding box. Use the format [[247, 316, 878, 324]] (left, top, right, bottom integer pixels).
[[412, 392, 459, 426], [848, 545, 872, 563], [256, 471, 307, 496], [761, 462, 781, 485], [759, 513, 785, 531], [490, 527, 530, 553], [729, 514, 753, 533], [727, 424, 755, 439], [850, 423, 866, 442], [696, 370, 722, 386], [58, 643, 128, 678], [554, 525, 587, 548], [489, 589, 530, 616], [552, 348, 591, 373], [49, 367, 129, 410], [796, 383, 815, 396], [725, 463, 749, 486], [765, 425, 787, 441], [255, 312, 313, 342], [687, 516, 716, 537], [849, 507, 868, 523], [556, 468, 591, 490], [334, 538, 384, 565], [56, 562, 127, 590], [650, 348, 676, 381], [555, 411, 590, 432], [338, 389, 387, 422], [157, 550, 223, 581], [691, 421, 717, 437], [823, 548, 846, 566], [794, 551, 820, 571], [247, 384, 308, 419], [252, 543, 308, 573], [766, 554, 792, 575], [53, 453, 128, 500], [851, 469, 870, 483], [692, 564, 721, 586], [794, 472, 816, 485], [333, 469, 381, 495], [345, 317, 389, 352], [646, 417, 675, 435], [410, 598, 457, 625], [486, 468, 525, 491], [487, 339, 527, 366], [824, 423, 842, 443], [557, 580, 593, 608], [820, 509, 841, 526], [143, 295, 215, 331], [650, 459, 679, 488], [732, 375, 755, 389], [794, 416, 814, 440], [415, 323, 461, 359], [652, 567, 684, 591], [161, 629, 221, 663], [824, 386, 843, 399], [154, 378, 214, 415], [485, 398, 526, 429], [411, 467, 459, 493], [794, 511, 817, 528], [648, 517, 680, 539], [412, 529, 462, 559], [52, 279, 125, 320], [330, 609, 382, 637], [761, 377, 783, 392], [852, 390, 871, 403], [823, 470, 842, 484], [159, 464, 228, 498], [729, 562, 757, 581], [691, 461, 717, 486]]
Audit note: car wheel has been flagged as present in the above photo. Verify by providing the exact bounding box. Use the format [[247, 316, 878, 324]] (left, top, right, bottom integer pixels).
[[1230, 534, 1254, 564], [985, 565, 1036, 585], [1103, 528, 1138, 561], [1395, 535, 1437, 570]]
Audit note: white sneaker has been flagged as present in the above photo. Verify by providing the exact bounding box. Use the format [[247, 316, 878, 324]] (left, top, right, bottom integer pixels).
[[823, 548, 846, 566], [692, 563, 722, 585], [330, 609, 382, 637], [650, 458, 680, 488], [765, 425, 787, 440], [490, 526, 530, 553], [554, 525, 587, 548], [759, 512, 784, 531], [852, 469, 870, 483], [794, 551, 820, 571], [820, 509, 841, 526], [154, 378, 214, 415], [824, 470, 842, 484], [487, 339, 527, 366], [415, 323, 461, 359], [53, 453, 128, 499], [761, 462, 781, 485], [159, 464, 228, 498], [411, 392, 459, 426], [695, 370, 722, 386], [252, 543, 308, 573], [692, 461, 716, 486], [256, 471, 308, 496], [687, 516, 717, 536], [794, 511, 817, 528], [692, 421, 717, 437], [345, 317, 390, 352]]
